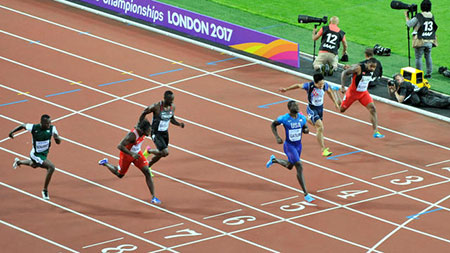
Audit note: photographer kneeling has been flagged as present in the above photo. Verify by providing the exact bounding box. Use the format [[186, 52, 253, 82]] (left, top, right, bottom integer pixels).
[[388, 74, 450, 108]]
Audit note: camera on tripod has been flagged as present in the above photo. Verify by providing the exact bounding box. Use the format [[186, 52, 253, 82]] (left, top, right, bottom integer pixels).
[[298, 15, 328, 25], [390, 1, 417, 16]]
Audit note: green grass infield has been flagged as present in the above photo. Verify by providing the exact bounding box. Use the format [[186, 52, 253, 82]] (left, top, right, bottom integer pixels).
[[158, 0, 449, 94]]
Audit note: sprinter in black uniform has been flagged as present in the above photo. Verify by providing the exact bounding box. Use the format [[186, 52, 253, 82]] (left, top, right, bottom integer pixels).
[[142, 91, 185, 169]]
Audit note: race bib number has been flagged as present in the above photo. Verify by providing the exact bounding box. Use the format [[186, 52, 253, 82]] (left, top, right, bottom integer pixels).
[[312, 96, 324, 106], [288, 129, 302, 142], [158, 120, 170, 131], [356, 76, 371, 92], [130, 142, 142, 153], [35, 140, 50, 153]]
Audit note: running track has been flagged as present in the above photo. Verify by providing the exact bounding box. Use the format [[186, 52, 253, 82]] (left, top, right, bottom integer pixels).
[[0, 0, 449, 252]]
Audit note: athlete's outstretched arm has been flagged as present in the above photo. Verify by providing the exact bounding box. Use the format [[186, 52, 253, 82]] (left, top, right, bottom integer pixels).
[[271, 120, 283, 144], [8, 124, 27, 139], [326, 88, 340, 110], [279, 83, 302, 93]]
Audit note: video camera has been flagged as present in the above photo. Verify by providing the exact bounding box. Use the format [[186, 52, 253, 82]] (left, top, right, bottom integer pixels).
[[298, 15, 328, 25], [390, 1, 417, 15]]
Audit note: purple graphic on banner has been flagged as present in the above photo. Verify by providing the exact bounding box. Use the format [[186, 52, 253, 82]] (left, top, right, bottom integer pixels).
[[75, 0, 299, 67]]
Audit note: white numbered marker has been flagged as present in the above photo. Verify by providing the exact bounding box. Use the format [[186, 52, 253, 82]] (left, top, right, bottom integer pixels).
[[164, 228, 202, 239], [280, 201, 317, 212], [223, 216, 256, 226], [101, 244, 137, 253], [390, 175, 423, 185], [337, 190, 368, 199]]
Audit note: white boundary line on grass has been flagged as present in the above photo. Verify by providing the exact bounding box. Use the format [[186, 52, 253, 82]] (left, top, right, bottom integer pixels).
[[1, 52, 449, 198], [41, 1, 446, 124], [1, 3, 449, 148], [1, 36, 449, 181], [1, 57, 449, 214], [0, 219, 79, 253]]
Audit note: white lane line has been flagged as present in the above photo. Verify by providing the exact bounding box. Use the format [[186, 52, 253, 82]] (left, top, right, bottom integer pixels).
[[0, 219, 79, 253], [203, 209, 242, 220], [316, 182, 354, 193], [367, 194, 450, 253], [2, 37, 449, 185], [3, 3, 449, 145], [0, 146, 276, 253], [0, 182, 171, 252], [1, 84, 448, 246], [1, 78, 448, 229], [371, 170, 409, 180], [144, 223, 184, 234], [0, 6, 446, 251], [426, 159, 450, 167], [1, 54, 449, 197], [0, 125, 375, 252], [260, 196, 299, 206], [82, 237, 124, 249], [2, 118, 444, 252]]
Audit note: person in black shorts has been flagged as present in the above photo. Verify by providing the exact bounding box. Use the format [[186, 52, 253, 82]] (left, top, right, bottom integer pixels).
[[142, 91, 185, 169]]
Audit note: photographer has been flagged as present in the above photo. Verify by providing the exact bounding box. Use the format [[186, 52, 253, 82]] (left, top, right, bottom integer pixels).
[[312, 16, 348, 75], [388, 74, 450, 108], [405, 0, 438, 78], [388, 74, 419, 105]]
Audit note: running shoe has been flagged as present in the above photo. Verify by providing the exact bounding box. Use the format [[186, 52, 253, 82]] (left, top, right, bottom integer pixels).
[[322, 148, 333, 157], [149, 167, 154, 178], [42, 189, 50, 200], [373, 131, 385, 139], [12, 158, 20, 169], [304, 194, 315, 203], [143, 146, 151, 159], [151, 196, 161, 204], [266, 155, 275, 168], [98, 158, 108, 166]]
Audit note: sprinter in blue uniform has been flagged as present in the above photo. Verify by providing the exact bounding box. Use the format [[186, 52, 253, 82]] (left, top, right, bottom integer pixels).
[[266, 101, 314, 202]]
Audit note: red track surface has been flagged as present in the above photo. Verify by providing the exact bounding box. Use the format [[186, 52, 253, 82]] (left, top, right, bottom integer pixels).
[[1, 0, 449, 252]]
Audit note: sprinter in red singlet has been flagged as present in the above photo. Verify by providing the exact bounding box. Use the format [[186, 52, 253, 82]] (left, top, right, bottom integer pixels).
[[339, 58, 385, 138], [98, 113, 161, 204]]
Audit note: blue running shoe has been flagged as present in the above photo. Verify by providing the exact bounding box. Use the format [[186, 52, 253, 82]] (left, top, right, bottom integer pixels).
[[304, 194, 315, 203], [373, 131, 385, 139], [151, 197, 161, 204], [98, 158, 108, 165], [266, 155, 275, 168]]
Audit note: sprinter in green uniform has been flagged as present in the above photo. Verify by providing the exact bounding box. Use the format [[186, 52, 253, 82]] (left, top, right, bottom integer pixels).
[[9, 114, 61, 200]]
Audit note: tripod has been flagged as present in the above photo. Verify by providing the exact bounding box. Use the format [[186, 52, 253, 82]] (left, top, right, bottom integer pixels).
[[312, 24, 319, 63], [406, 10, 417, 67]]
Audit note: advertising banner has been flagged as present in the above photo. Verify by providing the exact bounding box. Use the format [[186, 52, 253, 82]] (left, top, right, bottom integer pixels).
[[75, 0, 299, 67]]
